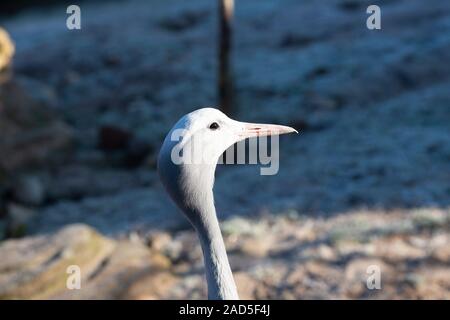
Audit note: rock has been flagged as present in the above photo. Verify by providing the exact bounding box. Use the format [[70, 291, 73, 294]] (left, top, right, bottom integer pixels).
[[0, 224, 177, 299], [430, 234, 450, 263], [413, 268, 450, 299], [0, 224, 115, 299], [121, 271, 178, 299], [239, 237, 272, 258], [412, 209, 448, 230], [374, 236, 426, 261], [167, 273, 205, 299], [58, 241, 168, 299], [233, 272, 259, 299], [146, 231, 172, 251], [0, 28, 14, 71], [316, 244, 337, 261], [12, 175, 45, 206], [163, 237, 185, 262], [222, 217, 266, 237], [344, 258, 391, 298]]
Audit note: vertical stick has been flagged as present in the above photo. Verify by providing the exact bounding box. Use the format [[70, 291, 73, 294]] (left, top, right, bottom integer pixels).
[[218, 0, 234, 114]]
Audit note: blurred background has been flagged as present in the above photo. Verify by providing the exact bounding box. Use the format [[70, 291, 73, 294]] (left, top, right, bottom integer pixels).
[[0, 0, 449, 299]]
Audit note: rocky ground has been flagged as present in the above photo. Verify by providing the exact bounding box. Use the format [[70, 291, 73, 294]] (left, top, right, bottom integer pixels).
[[1, 209, 448, 299], [0, 0, 449, 299]]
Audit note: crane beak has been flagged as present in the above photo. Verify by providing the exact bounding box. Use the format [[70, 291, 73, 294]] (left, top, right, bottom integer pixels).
[[237, 122, 298, 140]]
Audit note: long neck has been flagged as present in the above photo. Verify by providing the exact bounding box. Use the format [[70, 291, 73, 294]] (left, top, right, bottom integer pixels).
[[160, 159, 239, 299], [196, 205, 239, 300]]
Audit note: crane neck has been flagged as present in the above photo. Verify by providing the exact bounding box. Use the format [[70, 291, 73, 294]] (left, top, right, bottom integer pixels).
[[160, 160, 239, 299], [195, 204, 239, 300]]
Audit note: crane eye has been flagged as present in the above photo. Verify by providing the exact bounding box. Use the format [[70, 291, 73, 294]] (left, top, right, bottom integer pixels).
[[209, 122, 220, 130]]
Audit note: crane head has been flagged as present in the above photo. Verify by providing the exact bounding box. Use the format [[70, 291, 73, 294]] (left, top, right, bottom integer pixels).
[[157, 107, 297, 223], [158, 107, 297, 167]]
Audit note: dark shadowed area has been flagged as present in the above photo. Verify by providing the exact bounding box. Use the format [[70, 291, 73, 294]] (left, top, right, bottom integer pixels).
[[0, 0, 448, 299]]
